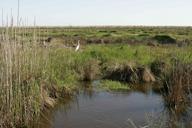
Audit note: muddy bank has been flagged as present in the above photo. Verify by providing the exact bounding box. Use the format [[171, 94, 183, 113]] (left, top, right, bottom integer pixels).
[[104, 64, 156, 84]]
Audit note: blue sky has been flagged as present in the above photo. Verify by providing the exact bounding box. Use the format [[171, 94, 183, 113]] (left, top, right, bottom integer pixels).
[[0, 0, 192, 26]]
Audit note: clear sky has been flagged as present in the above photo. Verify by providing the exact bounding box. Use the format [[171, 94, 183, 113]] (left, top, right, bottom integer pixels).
[[0, 0, 192, 26]]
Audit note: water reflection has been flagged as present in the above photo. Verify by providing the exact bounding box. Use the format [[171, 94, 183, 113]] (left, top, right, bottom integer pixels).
[[37, 82, 192, 128]]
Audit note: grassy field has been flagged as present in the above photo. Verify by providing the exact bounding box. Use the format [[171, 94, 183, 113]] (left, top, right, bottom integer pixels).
[[0, 26, 192, 128], [1, 26, 192, 46]]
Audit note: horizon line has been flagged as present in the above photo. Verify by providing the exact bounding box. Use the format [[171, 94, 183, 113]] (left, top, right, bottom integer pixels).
[[0, 25, 192, 28]]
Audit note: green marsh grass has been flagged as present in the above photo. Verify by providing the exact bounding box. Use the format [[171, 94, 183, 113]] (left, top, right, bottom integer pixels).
[[100, 80, 130, 91]]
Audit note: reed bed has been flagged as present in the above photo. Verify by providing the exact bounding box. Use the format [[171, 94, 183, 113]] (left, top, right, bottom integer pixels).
[[0, 24, 50, 127], [162, 59, 192, 127]]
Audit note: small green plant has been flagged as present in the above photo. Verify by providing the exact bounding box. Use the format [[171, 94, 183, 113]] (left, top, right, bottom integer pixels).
[[100, 80, 130, 91]]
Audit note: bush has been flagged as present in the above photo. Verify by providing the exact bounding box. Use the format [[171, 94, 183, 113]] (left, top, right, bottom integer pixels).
[[153, 35, 176, 44]]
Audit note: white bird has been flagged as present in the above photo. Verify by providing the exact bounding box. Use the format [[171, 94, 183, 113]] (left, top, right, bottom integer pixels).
[[75, 40, 80, 52], [43, 41, 46, 47]]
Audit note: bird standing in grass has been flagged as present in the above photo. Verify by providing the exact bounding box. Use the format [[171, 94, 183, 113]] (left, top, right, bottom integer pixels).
[[75, 40, 80, 52]]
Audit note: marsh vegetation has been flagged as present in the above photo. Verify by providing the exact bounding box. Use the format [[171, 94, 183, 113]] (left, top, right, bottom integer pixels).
[[0, 26, 191, 128]]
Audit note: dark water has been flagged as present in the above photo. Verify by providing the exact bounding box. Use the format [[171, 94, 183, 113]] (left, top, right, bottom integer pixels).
[[38, 83, 192, 128]]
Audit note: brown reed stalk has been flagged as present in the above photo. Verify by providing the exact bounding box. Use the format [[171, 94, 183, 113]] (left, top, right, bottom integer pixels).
[[0, 8, 50, 127]]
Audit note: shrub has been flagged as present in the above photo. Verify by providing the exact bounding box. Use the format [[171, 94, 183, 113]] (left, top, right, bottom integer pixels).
[[153, 35, 176, 44]]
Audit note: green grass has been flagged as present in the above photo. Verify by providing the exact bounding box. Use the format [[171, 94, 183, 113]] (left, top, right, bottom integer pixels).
[[47, 44, 192, 85], [2, 26, 192, 46], [99, 80, 130, 91], [40, 27, 192, 41]]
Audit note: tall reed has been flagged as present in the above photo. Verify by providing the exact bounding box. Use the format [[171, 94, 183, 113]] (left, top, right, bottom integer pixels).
[[0, 21, 50, 127], [163, 59, 192, 127]]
